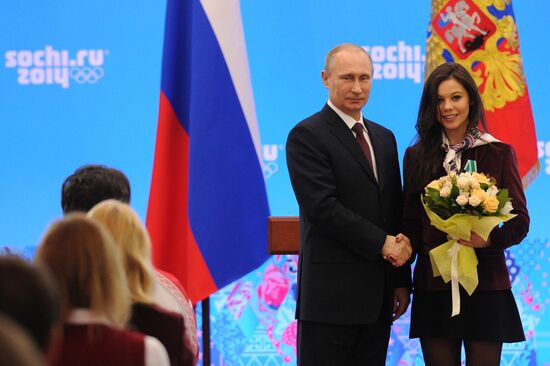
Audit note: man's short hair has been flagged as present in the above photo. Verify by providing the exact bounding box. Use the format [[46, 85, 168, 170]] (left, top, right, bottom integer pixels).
[[0, 255, 60, 352], [323, 43, 372, 74], [61, 164, 131, 214]]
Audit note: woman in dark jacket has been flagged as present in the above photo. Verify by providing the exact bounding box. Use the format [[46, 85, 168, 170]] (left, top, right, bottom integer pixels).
[[403, 62, 529, 366]]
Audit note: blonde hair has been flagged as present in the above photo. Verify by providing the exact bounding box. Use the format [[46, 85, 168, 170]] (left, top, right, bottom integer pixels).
[[88, 200, 156, 304], [35, 213, 130, 327]]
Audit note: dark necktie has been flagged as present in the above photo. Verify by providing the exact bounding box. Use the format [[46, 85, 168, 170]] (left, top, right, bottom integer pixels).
[[352, 123, 374, 172]]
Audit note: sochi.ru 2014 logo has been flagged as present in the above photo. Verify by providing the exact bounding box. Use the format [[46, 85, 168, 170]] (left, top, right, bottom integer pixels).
[[262, 144, 283, 179], [363, 41, 425, 84], [4, 45, 108, 89]]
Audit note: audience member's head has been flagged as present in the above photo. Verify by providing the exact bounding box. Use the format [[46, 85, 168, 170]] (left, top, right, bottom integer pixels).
[[88, 199, 156, 304], [0, 314, 44, 366], [61, 165, 131, 214], [35, 213, 130, 327], [0, 255, 60, 353]]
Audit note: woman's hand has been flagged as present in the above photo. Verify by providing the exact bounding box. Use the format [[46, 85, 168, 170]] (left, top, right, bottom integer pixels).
[[458, 231, 490, 248]]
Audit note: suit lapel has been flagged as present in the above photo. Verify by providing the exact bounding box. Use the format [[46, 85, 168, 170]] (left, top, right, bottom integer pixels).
[[322, 105, 378, 185]]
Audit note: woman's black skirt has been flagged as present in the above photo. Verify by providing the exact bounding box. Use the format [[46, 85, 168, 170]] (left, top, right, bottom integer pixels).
[[409, 288, 525, 343]]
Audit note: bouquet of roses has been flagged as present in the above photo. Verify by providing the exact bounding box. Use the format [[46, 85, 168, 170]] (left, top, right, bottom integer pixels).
[[422, 171, 516, 316]]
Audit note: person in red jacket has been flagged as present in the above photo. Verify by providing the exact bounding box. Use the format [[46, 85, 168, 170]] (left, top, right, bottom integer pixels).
[[36, 214, 170, 366]]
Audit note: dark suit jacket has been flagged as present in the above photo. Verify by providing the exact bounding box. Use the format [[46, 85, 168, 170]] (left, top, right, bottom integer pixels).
[[402, 142, 529, 292], [286, 104, 410, 325]]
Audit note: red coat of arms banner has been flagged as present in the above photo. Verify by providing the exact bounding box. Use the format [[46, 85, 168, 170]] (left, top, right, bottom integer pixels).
[[428, 0, 539, 186]]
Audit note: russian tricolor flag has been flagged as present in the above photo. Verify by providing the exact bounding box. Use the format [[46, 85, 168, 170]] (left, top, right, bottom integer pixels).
[[146, 0, 270, 304]]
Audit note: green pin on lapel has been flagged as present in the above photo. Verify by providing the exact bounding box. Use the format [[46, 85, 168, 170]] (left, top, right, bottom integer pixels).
[[464, 160, 477, 173]]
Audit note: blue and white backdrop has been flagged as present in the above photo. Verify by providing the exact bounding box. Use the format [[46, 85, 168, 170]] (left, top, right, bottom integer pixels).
[[1, 1, 549, 365]]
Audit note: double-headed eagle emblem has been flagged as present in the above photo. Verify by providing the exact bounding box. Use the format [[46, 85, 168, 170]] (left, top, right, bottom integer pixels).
[[427, 0, 525, 111]]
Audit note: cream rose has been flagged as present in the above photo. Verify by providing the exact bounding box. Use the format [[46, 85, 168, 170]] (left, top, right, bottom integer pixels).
[[473, 172, 490, 184], [483, 196, 500, 214], [471, 188, 487, 202], [427, 179, 440, 190], [456, 195, 468, 206], [468, 195, 481, 207], [457, 176, 469, 189], [487, 185, 498, 197], [440, 186, 451, 198]]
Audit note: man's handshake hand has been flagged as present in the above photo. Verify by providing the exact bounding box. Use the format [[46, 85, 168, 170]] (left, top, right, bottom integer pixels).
[[381, 234, 412, 267]]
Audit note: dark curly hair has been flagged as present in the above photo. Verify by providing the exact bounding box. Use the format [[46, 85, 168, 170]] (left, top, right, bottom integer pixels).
[[61, 164, 131, 213]]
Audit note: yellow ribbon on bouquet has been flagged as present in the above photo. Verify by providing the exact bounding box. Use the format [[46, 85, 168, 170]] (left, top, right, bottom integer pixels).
[[422, 200, 516, 317]]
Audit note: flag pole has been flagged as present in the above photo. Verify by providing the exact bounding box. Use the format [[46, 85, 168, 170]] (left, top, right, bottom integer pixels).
[[202, 297, 210, 365]]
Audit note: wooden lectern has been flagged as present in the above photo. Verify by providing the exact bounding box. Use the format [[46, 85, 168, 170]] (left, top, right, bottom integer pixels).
[[267, 216, 300, 254]]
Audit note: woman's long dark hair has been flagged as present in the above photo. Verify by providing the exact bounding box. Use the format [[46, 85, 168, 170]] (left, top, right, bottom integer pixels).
[[410, 62, 488, 188]]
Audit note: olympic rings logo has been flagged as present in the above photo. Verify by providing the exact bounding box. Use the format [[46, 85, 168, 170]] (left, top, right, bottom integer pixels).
[[262, 161, 278, 179], [69, 67, 104, 84]]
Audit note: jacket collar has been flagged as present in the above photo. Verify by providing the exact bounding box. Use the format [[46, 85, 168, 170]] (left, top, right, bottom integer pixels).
[[322, 104, 379, 186]]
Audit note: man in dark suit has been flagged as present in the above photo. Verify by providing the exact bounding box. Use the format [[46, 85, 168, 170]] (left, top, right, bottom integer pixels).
[[286, 43, 412, 366]]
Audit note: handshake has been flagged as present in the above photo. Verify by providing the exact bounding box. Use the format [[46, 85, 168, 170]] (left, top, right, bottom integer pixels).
[[381, 234, 412, 267]]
